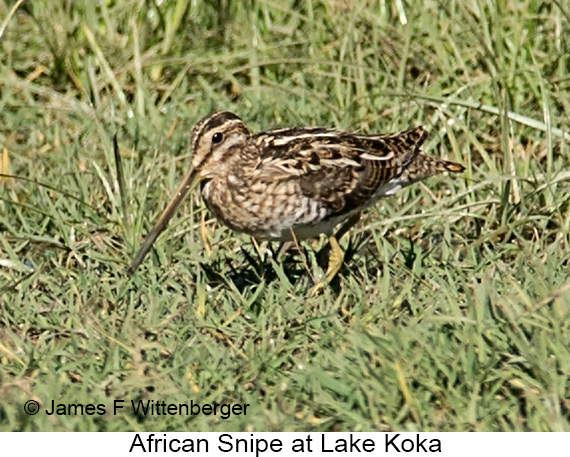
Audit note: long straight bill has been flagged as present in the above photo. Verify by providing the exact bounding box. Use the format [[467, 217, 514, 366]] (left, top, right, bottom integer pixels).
[[128, 168, 200, 275]]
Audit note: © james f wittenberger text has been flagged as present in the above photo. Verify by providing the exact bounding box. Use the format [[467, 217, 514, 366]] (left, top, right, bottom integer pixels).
[[23, 399, 249, 420]]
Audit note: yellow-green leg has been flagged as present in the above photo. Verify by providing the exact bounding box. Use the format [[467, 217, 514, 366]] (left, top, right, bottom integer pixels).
[[310, 213, 361, 295], [310, 236, 344, 296]]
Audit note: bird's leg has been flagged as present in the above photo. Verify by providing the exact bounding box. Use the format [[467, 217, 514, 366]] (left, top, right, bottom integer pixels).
[[335, 212, 362, 241], [275, 241, 294, 260], [311, 213, 361, 295], [323, 235, 344, 282], [316, 213, 361, 268], [310, 236, 344, 296]]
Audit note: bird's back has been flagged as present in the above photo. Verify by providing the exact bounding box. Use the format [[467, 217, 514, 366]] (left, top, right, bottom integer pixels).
[[251, 126, 463, 221]]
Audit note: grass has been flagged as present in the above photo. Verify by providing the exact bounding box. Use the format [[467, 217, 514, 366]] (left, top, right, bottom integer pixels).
[[0, 0, 569, 432]]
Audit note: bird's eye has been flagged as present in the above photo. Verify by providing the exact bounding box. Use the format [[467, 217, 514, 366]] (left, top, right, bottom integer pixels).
[[212, 132, 224, 144]]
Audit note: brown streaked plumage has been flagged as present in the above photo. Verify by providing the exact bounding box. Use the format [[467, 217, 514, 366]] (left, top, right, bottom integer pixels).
[[128, 111, 464, 289]]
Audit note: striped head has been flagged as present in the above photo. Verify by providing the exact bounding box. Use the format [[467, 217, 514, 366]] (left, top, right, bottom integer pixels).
[[190, 111, 251, 179], [127, 111, 250, 274]]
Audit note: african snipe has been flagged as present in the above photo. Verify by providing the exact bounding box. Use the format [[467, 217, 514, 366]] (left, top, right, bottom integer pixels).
[[129, 111, 464, 292]]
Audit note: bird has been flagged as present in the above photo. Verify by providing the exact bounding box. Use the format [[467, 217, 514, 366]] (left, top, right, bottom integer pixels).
[[128, 111, 464, 292]]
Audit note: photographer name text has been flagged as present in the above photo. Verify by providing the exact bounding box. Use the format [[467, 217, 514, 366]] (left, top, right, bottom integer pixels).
[[42, 400, 248, 420]]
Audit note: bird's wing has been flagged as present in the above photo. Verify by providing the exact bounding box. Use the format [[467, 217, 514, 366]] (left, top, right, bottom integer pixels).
[[252, 127, 428, 215]]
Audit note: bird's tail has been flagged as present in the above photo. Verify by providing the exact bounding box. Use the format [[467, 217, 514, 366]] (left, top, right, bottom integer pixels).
[[400, 151, 465, 186]]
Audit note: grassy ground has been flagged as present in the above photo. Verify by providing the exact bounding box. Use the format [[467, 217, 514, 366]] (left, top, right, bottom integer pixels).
[[1, 0, 569, 432]]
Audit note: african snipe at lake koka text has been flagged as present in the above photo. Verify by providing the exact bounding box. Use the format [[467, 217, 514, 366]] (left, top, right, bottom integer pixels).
[[128, 111, 464, 291]]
